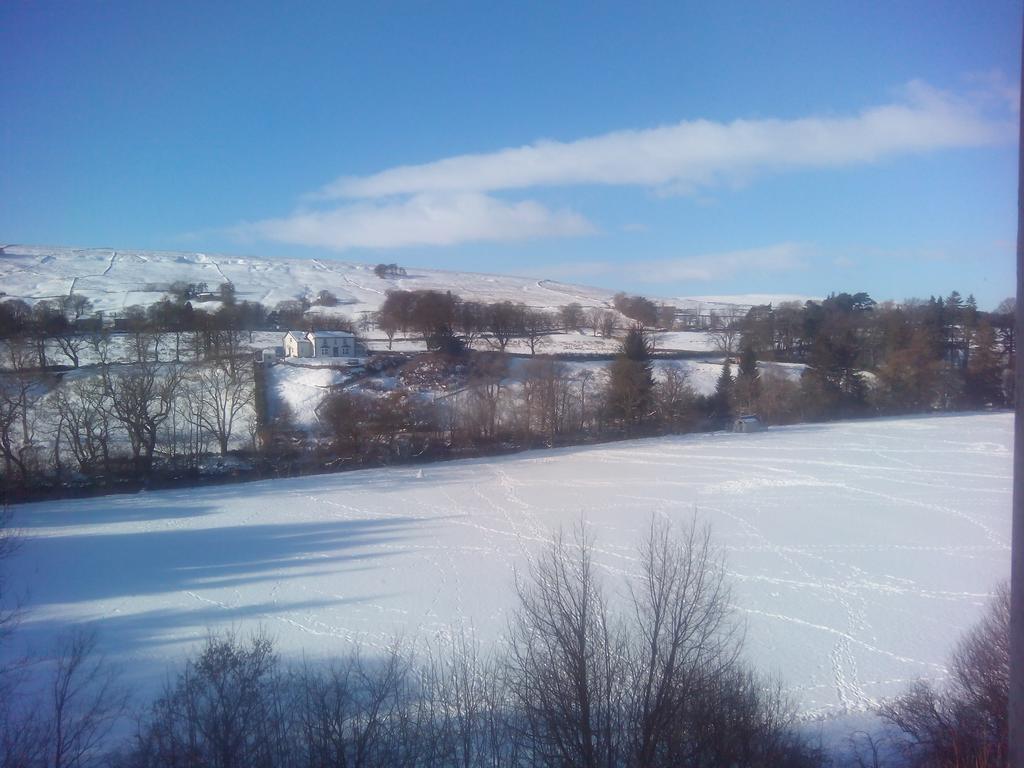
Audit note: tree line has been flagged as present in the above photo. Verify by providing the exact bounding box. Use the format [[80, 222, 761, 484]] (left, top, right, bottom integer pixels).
[[0, 332, 257, 496], [375, 289, 621, 353], [1, 286, 1014, 499], [0, 284, 356, 369], [736, 291, 1013, 419]]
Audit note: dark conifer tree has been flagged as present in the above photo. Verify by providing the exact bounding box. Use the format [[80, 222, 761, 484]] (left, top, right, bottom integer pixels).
[[965, 320, 1004, 406], [712, 359, 734, 422], [735, 346, 760, 413], [607, 325, 655, 428]]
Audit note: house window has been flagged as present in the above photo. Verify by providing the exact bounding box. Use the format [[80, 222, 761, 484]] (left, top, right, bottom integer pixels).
[[321, 345, 328, 355]]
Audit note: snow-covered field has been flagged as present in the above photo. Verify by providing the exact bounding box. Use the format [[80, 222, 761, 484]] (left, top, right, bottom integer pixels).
[[0, 244, 797, 321], [0, 245, 619, 316], [3, 412, 1011, 722]]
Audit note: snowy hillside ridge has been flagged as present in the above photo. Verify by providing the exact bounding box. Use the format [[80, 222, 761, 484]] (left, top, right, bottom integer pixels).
[[3, 411, 1011, 721], [0, 244, 803, 316]]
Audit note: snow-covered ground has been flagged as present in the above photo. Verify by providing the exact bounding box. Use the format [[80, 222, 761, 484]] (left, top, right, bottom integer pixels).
[[2, 412, 1010, 723], [1, 244, 787, 324], [0, 245, 619, 317], [268, 362, 351, 428]]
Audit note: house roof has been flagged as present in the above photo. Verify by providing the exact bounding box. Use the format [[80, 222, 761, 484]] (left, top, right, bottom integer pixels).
[[283, 330, 354, 341], [308, 330, 354, 339]]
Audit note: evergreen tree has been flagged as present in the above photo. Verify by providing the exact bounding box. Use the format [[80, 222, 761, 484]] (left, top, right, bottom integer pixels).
[[965, 294, 979, 328], [712, 359, 734, 421], [945, 290, 964, 316], [607, 325, 655, 427], [734, 346, 760, 413], [803, 325, 868, 419], [965, 320, 1004, 406], [875, 329, 942, 412]]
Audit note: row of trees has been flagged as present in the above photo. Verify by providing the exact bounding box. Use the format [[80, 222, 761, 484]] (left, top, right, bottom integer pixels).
[[737, 292, 1013, 417], [376, 290, 623, 353], [0, 288, 355, 365], [307, 303, 1010, 472], [1, 341, 255, 492], [311, 330, 769, 468]]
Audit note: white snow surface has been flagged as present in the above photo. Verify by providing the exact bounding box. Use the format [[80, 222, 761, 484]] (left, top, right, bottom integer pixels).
[[0, 244, 791, 322], [3, 413, 1011, 721], [0, 245, 619, 316], [675, 293, 817, 307]]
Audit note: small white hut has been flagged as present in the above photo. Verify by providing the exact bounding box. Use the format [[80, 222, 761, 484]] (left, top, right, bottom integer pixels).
[[733, 415, 763, 433]]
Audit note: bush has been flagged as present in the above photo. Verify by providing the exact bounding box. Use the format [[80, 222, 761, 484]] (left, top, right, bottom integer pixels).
[[879, 582, 1009, 767], [506, 520, 822, 767]]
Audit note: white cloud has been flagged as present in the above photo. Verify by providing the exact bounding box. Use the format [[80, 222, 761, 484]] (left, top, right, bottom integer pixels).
[[315, 81, 1013, 200], [231, 192, 594, 251], [232, 79, 1013, 252], [541, 243, 809, 283]]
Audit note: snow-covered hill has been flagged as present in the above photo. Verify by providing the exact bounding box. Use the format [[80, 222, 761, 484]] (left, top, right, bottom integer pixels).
[[0, 244, 616, 316], [0, 244, 810, 317]]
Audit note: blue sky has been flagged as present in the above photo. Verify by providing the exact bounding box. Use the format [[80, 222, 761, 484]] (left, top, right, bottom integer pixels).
[[1, 1, 1020, 307]]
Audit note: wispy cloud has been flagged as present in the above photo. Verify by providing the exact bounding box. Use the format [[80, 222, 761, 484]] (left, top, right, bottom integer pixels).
[[230, 80, 1013, 252], [540, 243, 809, 283], [231, 192, 593, 250], [314, 81, 1012, 200]]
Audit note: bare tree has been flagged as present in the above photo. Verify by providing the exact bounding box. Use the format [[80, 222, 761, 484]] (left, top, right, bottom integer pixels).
[[880, 582, 1010, 767], [560, 303, 585, 332], [655, 365, 696, 429], [486, 302, 522, 352], [422, 630, 518, 768], [60, 294, 93, 322], [463, 355, 507, 441], [1, 631, 127, 768], [101, 360, 183, 474], [625, 520, 739, 766], [378, 314, 399, 351], [290, 642, 425, 768], [47, 631, 127, 768], [752, 367, 801, 425], [127, 630, 283, 768], [576, 368, 596, 433], [506, 520, 815, 768], [521, 358, 572, 441], [506, 524, 627, 768], [0, 340, 47, 487], [190, 360, 256, 455], [54, 378, 113, 479], [598, 311, 618, 339], [521, 309, 555, 355], [53, 331, 90, 369], [709, 325, 742, 358]]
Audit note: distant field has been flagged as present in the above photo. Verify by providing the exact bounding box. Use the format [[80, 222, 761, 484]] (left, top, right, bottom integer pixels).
[[3, 412, 1011, 720]]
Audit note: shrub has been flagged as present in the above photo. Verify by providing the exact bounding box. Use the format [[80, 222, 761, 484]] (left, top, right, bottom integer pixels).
[[880, 582, 1009, 767]]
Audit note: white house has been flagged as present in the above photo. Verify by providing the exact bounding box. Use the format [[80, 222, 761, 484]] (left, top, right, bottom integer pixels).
[[283, 330, 358, 360]]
